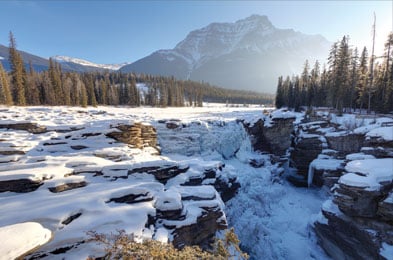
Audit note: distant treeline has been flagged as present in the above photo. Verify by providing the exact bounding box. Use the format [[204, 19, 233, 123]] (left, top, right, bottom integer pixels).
[[275, 32, 393, 113], [0, 32, 274, 107]]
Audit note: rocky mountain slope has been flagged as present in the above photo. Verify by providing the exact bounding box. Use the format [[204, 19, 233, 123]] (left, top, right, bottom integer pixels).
[[120, 15, 330, 93], [0, 44, 49, 72], [287, 110, 393, 259]]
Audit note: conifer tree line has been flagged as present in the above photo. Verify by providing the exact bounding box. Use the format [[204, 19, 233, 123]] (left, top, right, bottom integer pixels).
[[0, 32, 273, 107], [275, 32, 393, 113]]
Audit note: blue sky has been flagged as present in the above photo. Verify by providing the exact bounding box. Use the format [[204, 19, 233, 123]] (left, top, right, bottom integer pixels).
[[0, 1, 391, 64]]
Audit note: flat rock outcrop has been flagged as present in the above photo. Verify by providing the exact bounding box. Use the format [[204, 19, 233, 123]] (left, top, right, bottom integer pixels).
[[315, 159, 393, 259], [314, 200, 392, 260]]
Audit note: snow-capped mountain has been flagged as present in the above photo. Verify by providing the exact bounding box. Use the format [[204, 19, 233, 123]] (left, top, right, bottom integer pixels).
[[120, 15, 331, 93], [0, 44, 129, 73], [52, 55, 129, 71]]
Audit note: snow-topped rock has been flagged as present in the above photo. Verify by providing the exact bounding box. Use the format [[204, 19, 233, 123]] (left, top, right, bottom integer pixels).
[[366, 126, 393, 142], [340, 159, 393, 190], [0, 222, 51, 259]]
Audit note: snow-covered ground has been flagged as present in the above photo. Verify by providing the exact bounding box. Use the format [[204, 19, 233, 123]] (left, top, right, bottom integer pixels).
[[0, 104, 332, 259]]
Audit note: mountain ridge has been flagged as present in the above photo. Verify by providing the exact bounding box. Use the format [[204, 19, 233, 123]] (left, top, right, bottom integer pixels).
[[0, 14, 330, 93], [52, 55, 129, 71], [0, 44, 128, 72]]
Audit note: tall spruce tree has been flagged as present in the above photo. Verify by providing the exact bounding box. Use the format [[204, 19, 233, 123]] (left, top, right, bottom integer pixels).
[[348, 48, 359, 111], [8, 32, 26, 105], [275, 76, 284, 108], [357, 47, 369, 111], [0, 63, 13, 105], [383, 33, 393, 112]]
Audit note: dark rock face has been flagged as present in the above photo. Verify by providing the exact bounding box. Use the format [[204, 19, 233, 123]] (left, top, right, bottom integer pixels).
[[106, 123, 158, 152], [314, 206, 390, 260], [263, 118, 295, 155], [362, 146, 393, 158], [181, 165, 240, 203], [172, 205, 227, 249], [0, 179, 43, 193], [363, 133, 393, 159], [129, 165, 189, 184], [325, 133, 364, 155], [0, 122, 47, 134], [61, 213, 82, 225], [214, 177, 240, 203], [166, 122, 180, 129], [48, 182, 87, 193], [0, 149, 25, 155], [290, 136, 323, 177], [334, 183, 393, 218], [243, 117, 295, 156], [316, 167, 344, 188], [315, 158, 393, 259], [107, 192, 153, 204]]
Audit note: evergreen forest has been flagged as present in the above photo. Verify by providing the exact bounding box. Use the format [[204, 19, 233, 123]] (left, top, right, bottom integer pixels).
[[0, 32, 274, 108], [275, 33, 393, 114]]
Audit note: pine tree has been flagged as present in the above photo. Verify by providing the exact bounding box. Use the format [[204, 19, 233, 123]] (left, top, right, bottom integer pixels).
[[275, 76, 284, 108], [80, 81, 88, 108], [383, 33, 393, 112], [41, 71, 56, 105], [310, 60, 320, 107], [84, 74, 97, 106], [49, 58, 64, 105], [327, 41, 339, 108], [335, 36, 351, 113], [348, 48, 359, 111], [357, 47, 369, 111], [8, 31, 26, 105], [25, 61, 40, 105], [300, 60, 311, 106], [0, 63, 13, 105], [62, 74, 72, 106], [69, 73, 80, 106]]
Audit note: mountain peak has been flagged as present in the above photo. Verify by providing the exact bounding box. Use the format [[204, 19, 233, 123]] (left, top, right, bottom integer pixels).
[[173, 14, 278, 63], [120, 14, 330, 93], [237, 14, 272, 27]]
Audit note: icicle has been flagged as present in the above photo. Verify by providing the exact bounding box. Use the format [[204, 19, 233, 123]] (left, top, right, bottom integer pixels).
[[307, 160, 315, 188]]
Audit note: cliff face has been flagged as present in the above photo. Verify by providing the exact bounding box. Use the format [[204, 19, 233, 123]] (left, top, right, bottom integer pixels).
[[287, 113, 393, 259], [244, 116, 295, 157]]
